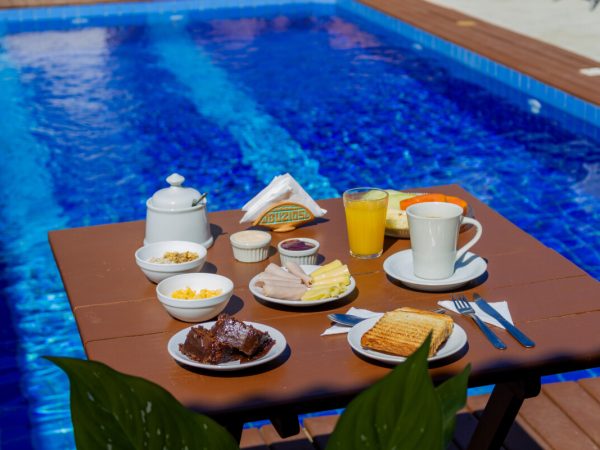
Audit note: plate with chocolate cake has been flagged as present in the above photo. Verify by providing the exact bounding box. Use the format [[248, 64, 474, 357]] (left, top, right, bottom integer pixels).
[[167, 314, 286, 371]]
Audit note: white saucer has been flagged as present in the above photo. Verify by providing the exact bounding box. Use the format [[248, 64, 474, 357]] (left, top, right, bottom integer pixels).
[[383, 250, 487, 292], [348, 317, 467, 364]]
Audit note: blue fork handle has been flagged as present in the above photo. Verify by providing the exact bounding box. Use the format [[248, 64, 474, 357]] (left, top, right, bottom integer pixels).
[[470, 314, 507, 350]]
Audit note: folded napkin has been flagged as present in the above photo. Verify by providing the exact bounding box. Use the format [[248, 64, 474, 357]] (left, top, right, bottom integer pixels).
[[321, 307, 383, 336], [240, 173, 327, 224], [322, 302, 514, 336], [437, 300, 513, 329]]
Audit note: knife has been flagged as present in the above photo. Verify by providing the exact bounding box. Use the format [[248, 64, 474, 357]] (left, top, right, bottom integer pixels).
[[474, 294, 535, 348]]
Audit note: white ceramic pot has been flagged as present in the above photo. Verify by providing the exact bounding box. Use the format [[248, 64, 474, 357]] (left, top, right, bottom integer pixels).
[[144, 173, 213, 248]]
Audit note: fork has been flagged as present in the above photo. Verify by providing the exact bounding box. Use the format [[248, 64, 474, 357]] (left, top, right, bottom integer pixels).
[[452, 295, 507, 350]]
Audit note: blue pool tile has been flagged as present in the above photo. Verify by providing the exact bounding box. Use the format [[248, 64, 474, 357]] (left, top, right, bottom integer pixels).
[[544, 367, 600, 384], [0, 2, 598, 449]]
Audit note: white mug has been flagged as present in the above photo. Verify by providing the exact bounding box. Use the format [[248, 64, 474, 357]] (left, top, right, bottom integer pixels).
[[406, 202, 483, 280]]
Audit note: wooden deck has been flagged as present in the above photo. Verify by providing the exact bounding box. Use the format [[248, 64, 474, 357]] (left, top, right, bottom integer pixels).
[[1, 0, 599, 107], [359, 0, 600, 106], [240, 377, 600, 450]]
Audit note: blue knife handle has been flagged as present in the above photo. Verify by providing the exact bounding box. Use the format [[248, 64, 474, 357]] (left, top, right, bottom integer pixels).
[[470, 314, 507, 350], [502, 322, 536, 348], [475, 298, 536, 348]]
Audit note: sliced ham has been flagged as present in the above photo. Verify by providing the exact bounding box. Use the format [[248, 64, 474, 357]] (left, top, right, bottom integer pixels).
[[262, 282, 307, 300], [284, 262, 311, 285], [264, 263, 300, 281], [257, 273, 302, 284]]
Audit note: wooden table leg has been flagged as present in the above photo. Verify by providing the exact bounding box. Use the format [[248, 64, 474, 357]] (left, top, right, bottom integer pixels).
[[467, 377, 541, 450], [269, 413, 301, 438], [221, 419, 244, 443]]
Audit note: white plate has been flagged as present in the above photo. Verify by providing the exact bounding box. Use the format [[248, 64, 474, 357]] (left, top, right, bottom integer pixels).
[[167, 321, 286, 371], [347, 316, 467, 364], [249, 265, 356, 307], [383, 250, 487, 292]]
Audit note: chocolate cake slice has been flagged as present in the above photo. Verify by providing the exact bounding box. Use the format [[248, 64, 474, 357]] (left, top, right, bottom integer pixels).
[[178, 315, 275, 365], [212, 314, 273, 356], [179, 325, 236, 364]]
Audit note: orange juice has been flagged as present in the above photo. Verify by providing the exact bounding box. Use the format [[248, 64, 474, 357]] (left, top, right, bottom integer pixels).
[[343, 188, 388, 259]]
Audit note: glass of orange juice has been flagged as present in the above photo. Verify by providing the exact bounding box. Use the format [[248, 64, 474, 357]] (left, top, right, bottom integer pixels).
[[343, 187, 389, 259]]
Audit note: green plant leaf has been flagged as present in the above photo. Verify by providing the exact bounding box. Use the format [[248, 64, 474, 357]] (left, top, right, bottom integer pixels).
[[326, 334, 468, 450], [46, 356, 239, 450], [435, 363, 471, 445], [326, 335, 444, 450]]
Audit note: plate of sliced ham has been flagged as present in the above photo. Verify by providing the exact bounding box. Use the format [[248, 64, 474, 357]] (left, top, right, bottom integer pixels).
[[249, 262, 356, 307]]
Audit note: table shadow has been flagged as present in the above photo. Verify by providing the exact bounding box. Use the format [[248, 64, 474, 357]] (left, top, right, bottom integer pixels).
[[384, 268, 489, 294], [350, 341, 468, 369], [201, 262, 218, 274], [174, 344, 291, 378], [210, 224, 224, 244], [222, 295, 244, 316]]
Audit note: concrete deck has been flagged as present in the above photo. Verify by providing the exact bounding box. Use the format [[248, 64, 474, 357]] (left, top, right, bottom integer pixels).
[[427, 0, 600, 63]]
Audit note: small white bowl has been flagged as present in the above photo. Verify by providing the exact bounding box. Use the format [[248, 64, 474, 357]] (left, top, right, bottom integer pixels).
[[135, 241, 207, 283], [156, 273, 233, 322], [230, 230, 272, 263], [278, 237, 320, 266]]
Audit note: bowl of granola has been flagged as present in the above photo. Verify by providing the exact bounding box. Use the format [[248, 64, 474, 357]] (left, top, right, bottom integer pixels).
[[135, 241, 207, 283]]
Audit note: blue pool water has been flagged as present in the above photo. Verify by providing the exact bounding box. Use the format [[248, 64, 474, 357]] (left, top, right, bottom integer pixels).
[[1, 1, 599, 448]]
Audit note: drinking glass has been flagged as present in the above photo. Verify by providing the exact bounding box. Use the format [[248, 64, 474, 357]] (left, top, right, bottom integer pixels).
[[343, 187, 389, 259]]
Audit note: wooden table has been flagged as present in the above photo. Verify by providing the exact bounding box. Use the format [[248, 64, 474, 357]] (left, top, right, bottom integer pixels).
[[49, 184, 600, 449]]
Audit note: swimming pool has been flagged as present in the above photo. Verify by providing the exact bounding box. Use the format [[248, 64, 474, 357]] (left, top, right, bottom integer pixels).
[[0, 0, 598, 448]]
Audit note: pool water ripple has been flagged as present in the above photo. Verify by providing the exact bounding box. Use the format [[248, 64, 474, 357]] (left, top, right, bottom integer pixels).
[[0, 6, 598, 449]]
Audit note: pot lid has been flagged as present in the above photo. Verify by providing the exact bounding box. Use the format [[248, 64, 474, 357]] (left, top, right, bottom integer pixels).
[[149, 173, 202, 210]]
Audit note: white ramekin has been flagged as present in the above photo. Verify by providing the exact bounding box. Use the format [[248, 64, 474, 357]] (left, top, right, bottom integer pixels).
[[230, 230, 272, 263], [278, 238, 320, 266]]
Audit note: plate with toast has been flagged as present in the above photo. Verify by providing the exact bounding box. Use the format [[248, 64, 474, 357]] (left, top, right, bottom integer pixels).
[[347, 307, 467, 364]]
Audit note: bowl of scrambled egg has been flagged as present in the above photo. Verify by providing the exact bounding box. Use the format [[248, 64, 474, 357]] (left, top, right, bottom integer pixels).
[[156, 273, 233, 322]]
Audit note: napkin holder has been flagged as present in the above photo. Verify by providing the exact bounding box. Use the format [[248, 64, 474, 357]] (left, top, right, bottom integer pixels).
[[252, 201, 315, 232]]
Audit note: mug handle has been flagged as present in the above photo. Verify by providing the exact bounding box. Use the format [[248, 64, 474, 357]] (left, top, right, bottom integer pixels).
[[456, 217, 483, 262]]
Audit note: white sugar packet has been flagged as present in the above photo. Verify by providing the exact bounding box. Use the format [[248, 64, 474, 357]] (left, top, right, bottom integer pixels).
[[321, 307, 383, 336], [437, 300, 513, 329], [240, 173, 327, 223]]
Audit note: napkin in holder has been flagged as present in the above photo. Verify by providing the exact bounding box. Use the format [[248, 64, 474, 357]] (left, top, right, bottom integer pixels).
[[240, 174, 327, 232]]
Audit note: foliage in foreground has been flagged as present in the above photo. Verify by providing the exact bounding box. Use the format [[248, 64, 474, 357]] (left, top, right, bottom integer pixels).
[[48, 335, 470, 450]]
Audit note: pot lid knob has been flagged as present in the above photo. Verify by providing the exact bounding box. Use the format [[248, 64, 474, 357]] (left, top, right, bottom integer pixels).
[[149, 173, 201, 210], [166, 173, 185, 187]]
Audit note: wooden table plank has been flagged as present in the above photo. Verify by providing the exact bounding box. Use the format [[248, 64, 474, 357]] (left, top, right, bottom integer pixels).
[[467, 395, 550, 450], [302, 415, 338, 450], [240, 428, 270, 450], [543, 382, 600, 447], [580, 378, 600, 404], [259, 424, 314, 450], [518, 391, 600, 450]]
